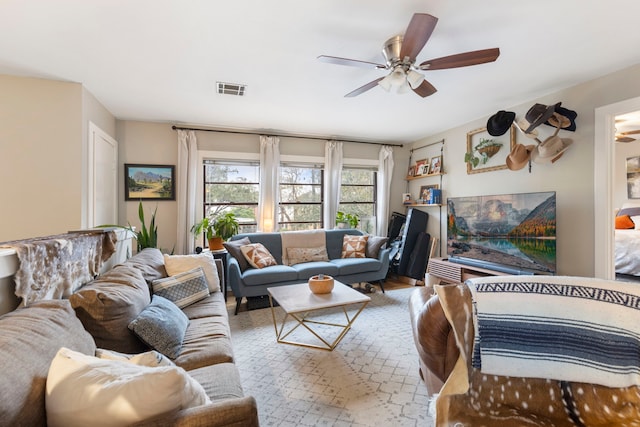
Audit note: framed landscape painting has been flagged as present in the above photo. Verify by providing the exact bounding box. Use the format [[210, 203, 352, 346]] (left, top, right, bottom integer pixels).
[[124, 164, 175, 201]]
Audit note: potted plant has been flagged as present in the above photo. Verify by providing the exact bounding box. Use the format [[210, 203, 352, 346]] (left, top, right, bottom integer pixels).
[[191, 211, 239, 250], [98, 201, 158, 253], [335, 211, 359, 229], [464, 137, 503, 168]]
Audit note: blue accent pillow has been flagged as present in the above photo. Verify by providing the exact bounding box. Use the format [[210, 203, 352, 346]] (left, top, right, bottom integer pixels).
[[128, 295, 189, 359]]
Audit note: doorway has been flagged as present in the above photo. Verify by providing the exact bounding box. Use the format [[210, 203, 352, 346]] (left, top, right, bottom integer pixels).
[[594, 96, 640, 279]]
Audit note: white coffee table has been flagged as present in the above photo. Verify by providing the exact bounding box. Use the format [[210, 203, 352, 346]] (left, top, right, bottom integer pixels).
[[267, 280, 371, 351]]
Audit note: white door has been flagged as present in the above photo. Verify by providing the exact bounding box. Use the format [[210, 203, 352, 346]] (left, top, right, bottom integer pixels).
[[88, 122, 118, 227]]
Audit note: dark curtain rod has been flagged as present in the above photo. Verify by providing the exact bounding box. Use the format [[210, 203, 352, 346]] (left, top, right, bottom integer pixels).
[[171, 125, 404, 148]]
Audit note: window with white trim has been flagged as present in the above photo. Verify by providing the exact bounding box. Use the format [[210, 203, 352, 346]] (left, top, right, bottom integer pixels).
[[278, 163, 323, 231], [339, 167, 377, 234]]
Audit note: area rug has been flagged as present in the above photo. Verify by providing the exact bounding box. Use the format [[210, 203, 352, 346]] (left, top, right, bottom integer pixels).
[[228, 286, 434, 426]]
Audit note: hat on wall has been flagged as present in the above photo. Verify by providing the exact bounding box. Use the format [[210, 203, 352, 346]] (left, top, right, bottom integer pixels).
[[530, 135, 573, 163], [487, 110, 516, 136], [544, 105, 577, 131], [515, 118, 543, 143], [524, 102, 562, 133], [506, 143, 535, 171]]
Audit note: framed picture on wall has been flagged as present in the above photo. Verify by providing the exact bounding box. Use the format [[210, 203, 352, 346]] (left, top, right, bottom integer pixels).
[[627, 156, 640, 199], [124, 164, 176, 201]]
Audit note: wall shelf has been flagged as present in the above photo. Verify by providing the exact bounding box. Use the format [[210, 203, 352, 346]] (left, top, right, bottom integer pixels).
[[404, 203, 442, 207], [405, 172, 444, 181]]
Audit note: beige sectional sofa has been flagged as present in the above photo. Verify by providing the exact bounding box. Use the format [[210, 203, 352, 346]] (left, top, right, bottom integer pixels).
[[0, 248, 258, 426]]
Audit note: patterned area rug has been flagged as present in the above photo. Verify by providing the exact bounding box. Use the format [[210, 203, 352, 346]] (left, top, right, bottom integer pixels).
[[228, 286, 434, 426]]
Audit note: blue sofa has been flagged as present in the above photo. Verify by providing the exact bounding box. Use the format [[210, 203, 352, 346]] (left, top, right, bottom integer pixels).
[[226, 229, 390, 314]]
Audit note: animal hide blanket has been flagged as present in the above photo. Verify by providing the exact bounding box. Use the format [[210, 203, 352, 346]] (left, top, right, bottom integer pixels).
[[434, 279, 640, 427], [1, 230, 117, 305]]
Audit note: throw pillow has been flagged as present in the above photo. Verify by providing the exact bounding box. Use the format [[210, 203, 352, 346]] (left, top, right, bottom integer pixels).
[[95, 348, 175, 368], [46, 347, 210, 427], [365, 235, 388, 258], [632, 215, 640, 230], [128, 295, 189, 359], [223, 237, 252, 272], [164, 253, 220, 293], [286, 246, 329, 266], [240, 243, 278, 268], [341, 234, 369, 258], [152, 267, 210, 308], [615, 214, 635, 229]]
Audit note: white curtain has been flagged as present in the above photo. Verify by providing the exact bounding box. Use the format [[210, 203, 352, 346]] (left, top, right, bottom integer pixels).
[[323, 141, 343, 229], [176, 130, 198, 254], [377, 145, 394, 236], [258, 135, 280, 232]]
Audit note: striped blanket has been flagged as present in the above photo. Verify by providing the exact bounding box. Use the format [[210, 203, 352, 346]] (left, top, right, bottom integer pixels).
[[467, 275, 640, 388]]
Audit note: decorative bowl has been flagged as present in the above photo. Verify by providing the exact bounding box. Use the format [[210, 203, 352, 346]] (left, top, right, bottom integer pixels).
[[308, 275, 334, 294]]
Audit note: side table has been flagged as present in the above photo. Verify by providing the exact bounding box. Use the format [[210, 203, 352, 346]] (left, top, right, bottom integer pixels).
[[210, 249, 229, 300]]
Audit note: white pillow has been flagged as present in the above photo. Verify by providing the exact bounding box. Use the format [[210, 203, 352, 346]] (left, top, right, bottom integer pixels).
[[632, 215, 640, 230], [163, 253, 220, 293], [46, 347, 210, 427], [95, 348, 175, 367]]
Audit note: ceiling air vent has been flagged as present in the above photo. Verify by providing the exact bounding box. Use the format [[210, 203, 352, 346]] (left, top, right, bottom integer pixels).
[[216, 82, 246, 96]]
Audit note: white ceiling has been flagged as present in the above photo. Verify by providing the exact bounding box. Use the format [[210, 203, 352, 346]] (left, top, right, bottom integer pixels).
[[2, 1, 640, 144]]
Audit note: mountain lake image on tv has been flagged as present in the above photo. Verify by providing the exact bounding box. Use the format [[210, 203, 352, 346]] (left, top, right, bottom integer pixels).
[[447, 191, 556, 274]]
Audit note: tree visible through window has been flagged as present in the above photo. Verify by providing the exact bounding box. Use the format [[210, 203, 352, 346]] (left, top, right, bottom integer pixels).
[[339, 168, 377, 234], [203, 160, 259, 237], [278, 164, 323, 231]]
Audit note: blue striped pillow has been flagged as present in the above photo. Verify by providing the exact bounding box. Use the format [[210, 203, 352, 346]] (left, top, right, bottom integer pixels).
[[152, 267, 209, 308]]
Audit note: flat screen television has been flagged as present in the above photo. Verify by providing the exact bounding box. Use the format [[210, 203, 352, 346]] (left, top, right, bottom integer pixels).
[[447, 191, 556, 275]]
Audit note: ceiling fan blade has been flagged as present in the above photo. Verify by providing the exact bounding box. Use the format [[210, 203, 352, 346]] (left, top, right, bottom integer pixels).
[[345, 78, 385, 98], [617, 136, 636, 143], [399, 13, 438, 61], [419, 48, 500, 70], [317, 55, 386, 69], [621, 129, 640, 136], [412, 79, 437, 98]]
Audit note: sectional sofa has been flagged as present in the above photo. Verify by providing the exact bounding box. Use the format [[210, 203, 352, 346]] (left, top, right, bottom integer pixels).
[[225, 229, 390, 314], [0, 247, 258, 426]]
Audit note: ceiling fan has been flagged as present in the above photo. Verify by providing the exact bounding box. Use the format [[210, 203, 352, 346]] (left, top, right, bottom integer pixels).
[[317, 13, 500, 98], [616, 130, 640, 143]]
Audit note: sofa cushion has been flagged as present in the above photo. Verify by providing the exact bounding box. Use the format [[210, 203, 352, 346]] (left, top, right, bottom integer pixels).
[[286, 246, 329, 266], [241, 243, 278, 268], [95, 348, 175, 367], [0, 299, 96, 427], [46, 347, 210, 427], [223, 236, 252, 272], [174, 317, 234, 371], [152, 267, 210, 308], [291, 261, 339, 280], [241, 264, 298, 286], [181, 291, 228, 320], [70, 265, 151, 354], [188, 362, 245, 402], [341, 234, 368, 258], [164, 253, 220, 293], [330, 257, 381, 276], [366, 235, 388, 258], [121, 248, 168, 285], [128, 295, 189, 359]]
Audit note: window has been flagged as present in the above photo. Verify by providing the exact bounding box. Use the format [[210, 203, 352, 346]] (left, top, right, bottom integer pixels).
[[339, 167, 377, 234], [203, 160, 259, 236], [278, 164, 323, 231]]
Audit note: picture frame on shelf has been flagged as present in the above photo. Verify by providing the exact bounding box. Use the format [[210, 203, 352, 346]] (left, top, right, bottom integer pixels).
[[415, 158, 429, 176], [124, 164, 176, 201], [402, 193, 413, 204], [466, 125, 516, 175], [407, 165, 416, 177], [419, 184, 439, 204], [429, 156, 442, 174]]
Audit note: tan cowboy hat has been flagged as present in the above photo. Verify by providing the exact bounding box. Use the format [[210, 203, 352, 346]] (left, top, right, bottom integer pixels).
[[515, 118, 543, 143], [531, 135, 573, 163], [506, 144, 535, 171]]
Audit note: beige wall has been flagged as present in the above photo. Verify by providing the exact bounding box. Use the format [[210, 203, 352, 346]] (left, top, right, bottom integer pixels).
[[409, 62, 640, 276], [0, 75, 116, 241]]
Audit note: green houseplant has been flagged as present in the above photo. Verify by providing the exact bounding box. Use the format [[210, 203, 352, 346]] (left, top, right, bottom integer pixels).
[[464, 137, 503, 168], [335, 211, 359, 229], [99, 201, 158, 252], [191, 211, 239, 250]]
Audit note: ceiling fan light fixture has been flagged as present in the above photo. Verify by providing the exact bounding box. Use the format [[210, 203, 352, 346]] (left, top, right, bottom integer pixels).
[[378, 74, 393, 91], [407, 70, 424, 89], [396, 80, 411, 94], [389, 67, 406, 86]]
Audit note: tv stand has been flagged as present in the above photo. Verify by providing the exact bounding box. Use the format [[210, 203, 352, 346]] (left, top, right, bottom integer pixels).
[[427, 257, 510, 284]]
